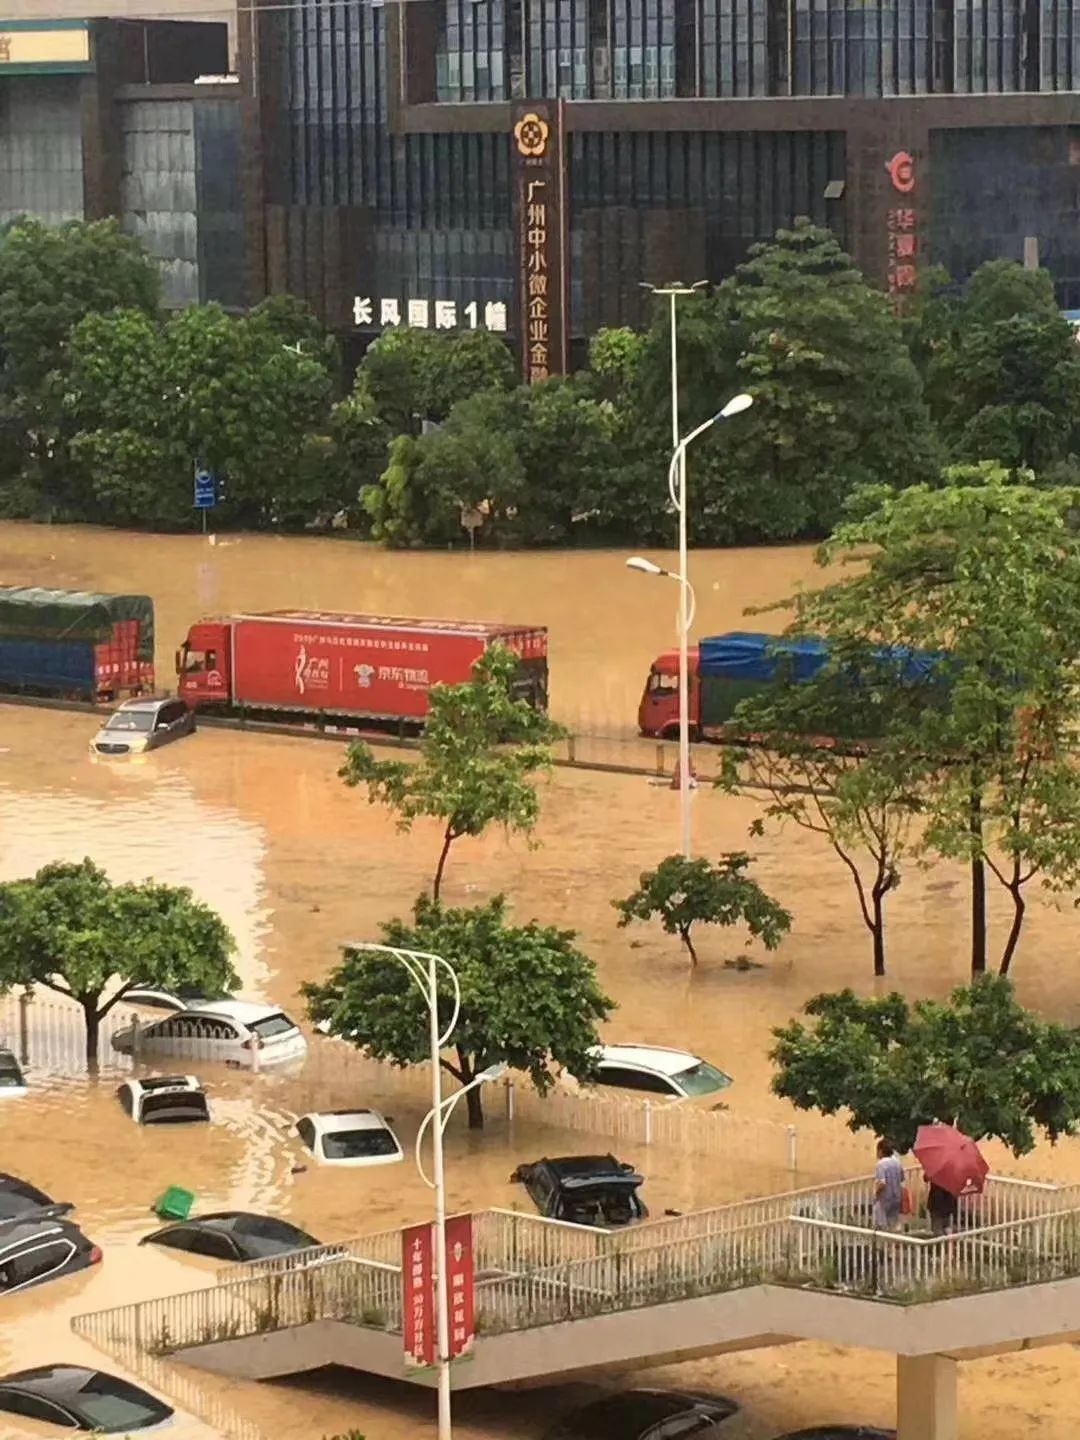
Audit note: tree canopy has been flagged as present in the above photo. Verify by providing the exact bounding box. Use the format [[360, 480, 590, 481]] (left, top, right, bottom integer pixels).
[[339, 646, 562, 899], [769, 470, 1080, 976], [613, 853, 791, 967], [0, 858, 237, 1067], [303, 894, 613, 1128], [771, 976, 1080, 1156]]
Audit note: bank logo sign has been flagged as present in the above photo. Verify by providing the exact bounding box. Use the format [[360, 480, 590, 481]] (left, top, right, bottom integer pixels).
[[514, 112, 550, 159]]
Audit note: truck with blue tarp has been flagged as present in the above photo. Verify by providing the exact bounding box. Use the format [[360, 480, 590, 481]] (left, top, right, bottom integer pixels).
[[636, 630, 942, 741], [0, 588, 155, 702]]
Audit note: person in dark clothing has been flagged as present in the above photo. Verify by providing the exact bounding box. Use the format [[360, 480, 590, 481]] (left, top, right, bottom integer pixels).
[[927, 1180, 958, 1235]]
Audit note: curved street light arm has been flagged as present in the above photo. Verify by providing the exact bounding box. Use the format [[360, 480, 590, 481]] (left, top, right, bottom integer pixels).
[[414, 1070, 498, 1190], [345, 942, 462, 1051]]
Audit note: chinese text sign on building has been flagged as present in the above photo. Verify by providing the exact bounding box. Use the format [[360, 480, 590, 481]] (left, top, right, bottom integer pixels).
[[885, 149, 918, 306], [352, 296, 507, 333], [444, 1213, 476, 1361], [512, 100, 568, 384], [401, 1223, 435, 1370]]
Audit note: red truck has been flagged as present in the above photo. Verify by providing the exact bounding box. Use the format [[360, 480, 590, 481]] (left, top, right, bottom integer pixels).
[[176, 611, 548, 724]]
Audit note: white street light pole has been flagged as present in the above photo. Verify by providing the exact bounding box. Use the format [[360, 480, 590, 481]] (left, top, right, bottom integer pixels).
[[342, 942, 462, 1440], [626, 391, 753, 859]]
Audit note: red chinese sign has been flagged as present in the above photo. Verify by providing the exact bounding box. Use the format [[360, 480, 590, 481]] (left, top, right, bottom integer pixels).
[[444, 1213, 476, 1360], [885, 150, 919, 304], [401, 1223, 435, 1370]]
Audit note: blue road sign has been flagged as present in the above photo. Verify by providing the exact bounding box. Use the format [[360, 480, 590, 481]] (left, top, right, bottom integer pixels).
[[194, 466, 217, 510]]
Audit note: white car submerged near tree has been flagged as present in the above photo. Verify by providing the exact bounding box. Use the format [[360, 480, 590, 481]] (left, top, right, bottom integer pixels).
[[296, 1110, 404, 1166]]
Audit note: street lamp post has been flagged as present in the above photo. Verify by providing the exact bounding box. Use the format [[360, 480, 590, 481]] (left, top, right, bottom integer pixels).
[[626, 391, 753, 859], [341, 941, 465, 1440]]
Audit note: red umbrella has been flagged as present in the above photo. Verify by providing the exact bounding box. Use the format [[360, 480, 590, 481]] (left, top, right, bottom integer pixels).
[[913, 1123, 989, 1197]]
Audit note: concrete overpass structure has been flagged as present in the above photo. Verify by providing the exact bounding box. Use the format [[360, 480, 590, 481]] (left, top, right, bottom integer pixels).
[[72, 1171, 1080, 1440]]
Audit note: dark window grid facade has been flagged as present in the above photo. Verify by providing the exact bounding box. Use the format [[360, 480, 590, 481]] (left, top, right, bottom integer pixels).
[[287, 0, 387, 204], [699, 0, 770, 95], [1040, 0, 1080, 87], [569, 129, 845, 328], [436, 0, 508, 99], [953, 0, 1027, 91], [930, 125, 1080, 298], [420, 0, 1080, 96], [369, 226, 515, 311], [526, 0, 591, 96]]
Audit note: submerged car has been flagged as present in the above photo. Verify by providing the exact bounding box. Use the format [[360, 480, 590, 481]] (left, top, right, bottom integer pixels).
[[142, 1211, 320, 1263], [0, 1215, 101, 1296], [117, 1075, 210, 1125], [90, 695, 194, 757], [0, 1172, 72, 1221], [0, 1049, 27, 1098], [773, 1431, 895, 1439], [578, 1044, 733, 1102], [111, 1001, 307, 1070], [512, 1155, 648, 1227], [0, 1365, 172, 1433], [296, 1110, 403, 1167], [546, 1388, 740, 1440]]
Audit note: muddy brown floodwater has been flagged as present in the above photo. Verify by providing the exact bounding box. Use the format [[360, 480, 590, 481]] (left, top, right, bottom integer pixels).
[[1, 519, 1079, 1440]]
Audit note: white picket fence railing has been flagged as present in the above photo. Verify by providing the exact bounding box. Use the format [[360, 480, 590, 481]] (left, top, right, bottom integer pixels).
[[71, 1167, 1080, 1368]]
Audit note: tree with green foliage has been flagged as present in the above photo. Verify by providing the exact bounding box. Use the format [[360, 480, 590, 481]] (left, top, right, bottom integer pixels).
[[922, 260, 1080, 474], [66, 303, 335, 529], [362, 376, 620, 547], [304, 894, 613, 1128], [776, 469, 1080, 976], [357, 326, 516, 436], [771, 976, 1080, 1156], [339, 646, 563, 899], [719, 659, 922, 977], [614, 853, 791, 967], [698, 220, 939, 541], [0, 859, 237, 1069], [0, 218, 160, 515]]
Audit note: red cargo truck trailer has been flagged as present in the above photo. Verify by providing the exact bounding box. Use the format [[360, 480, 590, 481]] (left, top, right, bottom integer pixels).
[[177, 611, 548, 725]]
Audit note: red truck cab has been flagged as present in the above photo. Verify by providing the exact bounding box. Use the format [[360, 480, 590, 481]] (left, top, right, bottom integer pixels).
[[638, 645, 699, 739], [177, 620, 232, 706]]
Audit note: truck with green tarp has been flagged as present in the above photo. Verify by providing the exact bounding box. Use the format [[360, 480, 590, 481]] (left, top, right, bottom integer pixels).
[[0, 588, 154, 702]]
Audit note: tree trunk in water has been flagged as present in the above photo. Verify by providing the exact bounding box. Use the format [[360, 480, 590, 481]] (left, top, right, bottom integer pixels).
[[871, 887, 886, 978], [998, 885, 1026, 977], [465, 1082, 485, 1130], [681, 927, 699, 967], [82, 1000, 100, 1075], [432, 828, 455, 902], [969, 790, 987, 976]]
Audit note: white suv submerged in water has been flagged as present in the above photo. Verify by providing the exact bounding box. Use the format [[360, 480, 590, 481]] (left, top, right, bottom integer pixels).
[[111, 1001, 307, 1070]]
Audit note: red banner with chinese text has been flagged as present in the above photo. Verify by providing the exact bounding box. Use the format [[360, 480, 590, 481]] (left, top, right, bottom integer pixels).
[[401, 1222, 435, 1370], [444, 1213, 476, 1361]]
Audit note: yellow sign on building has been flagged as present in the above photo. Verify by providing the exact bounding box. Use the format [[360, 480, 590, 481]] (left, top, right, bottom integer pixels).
[[0, 23, 91, 70]]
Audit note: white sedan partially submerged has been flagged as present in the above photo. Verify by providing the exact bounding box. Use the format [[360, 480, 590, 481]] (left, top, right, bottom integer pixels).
[[296, 1110, 404, 1167]]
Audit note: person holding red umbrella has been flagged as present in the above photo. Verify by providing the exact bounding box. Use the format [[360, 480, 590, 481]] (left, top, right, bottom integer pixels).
[[914, 1123, 989, 1234]]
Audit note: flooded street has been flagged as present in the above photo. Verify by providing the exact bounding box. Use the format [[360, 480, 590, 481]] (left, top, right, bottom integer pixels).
[[1, 519, 1079, 1439]]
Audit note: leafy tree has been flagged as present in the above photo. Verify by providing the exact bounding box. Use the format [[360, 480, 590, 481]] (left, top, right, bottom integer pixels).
[[304, 894, 613, 1128], [696, 220, 939, 542], [614, 852, 791, 967], [779, 470, 1080, 976], [0, 218, 160, 513], [339, 646, 563, 899], [362, 376, 619, 547], [771, 976, 1080, 1156], [358, 326, 515, 435], [0, 859, 237, 1069], [66, 303, 335, 529], [719, 659, 922, 976], [924, 262, 1080, 475]]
